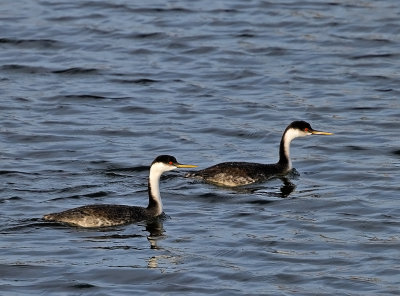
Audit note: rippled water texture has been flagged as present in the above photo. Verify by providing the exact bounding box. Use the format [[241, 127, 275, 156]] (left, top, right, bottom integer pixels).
[[1, 0, 399, 295]]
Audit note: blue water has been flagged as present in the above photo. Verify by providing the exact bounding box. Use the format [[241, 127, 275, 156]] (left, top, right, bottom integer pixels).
[[1, 0, 399, 295]]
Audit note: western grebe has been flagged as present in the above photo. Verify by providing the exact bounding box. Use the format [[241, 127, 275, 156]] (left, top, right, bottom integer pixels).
[[43, 155, 197, 227], [187, 121, 332, 187]]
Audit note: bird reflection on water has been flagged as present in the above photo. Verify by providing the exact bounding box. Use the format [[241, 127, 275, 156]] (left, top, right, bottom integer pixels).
[[226, 176, 297, 199]]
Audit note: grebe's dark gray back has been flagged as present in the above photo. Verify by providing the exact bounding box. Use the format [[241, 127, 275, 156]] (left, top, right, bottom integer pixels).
[[43, 155, 197, 227], [187, 121, 332, 187]]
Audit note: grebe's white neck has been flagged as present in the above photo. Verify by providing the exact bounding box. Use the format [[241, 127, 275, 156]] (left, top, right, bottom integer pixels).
[[279, 127, 311, 169], [148, 162, 177, 215]]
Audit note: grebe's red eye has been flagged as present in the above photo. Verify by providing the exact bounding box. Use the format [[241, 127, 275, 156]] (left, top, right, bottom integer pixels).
[[304, 128, 309, 132], [169, 161, 173, 165]]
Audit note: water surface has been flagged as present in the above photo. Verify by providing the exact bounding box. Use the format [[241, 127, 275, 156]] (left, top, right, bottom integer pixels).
[[1, 0, 399, 295]]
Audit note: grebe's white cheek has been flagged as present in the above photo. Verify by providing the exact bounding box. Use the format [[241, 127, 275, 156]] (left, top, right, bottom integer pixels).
[[284, 128, 301, 142], [151, 162, 177, 175], [299, 129, 311, 137], [165, 163, 178, 172]]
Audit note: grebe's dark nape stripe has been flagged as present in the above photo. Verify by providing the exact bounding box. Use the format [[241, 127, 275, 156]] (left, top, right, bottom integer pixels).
[[43, 155, 197, 228], [188, 121, 332, 187]]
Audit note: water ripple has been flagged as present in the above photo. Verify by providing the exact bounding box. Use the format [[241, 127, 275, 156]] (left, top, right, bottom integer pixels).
[[1, 0, 399, 294]]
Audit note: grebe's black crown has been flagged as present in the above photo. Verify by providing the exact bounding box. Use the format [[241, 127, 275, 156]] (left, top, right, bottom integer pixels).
[[152, 155, 178, 165], [288, 121, 312, 131]]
